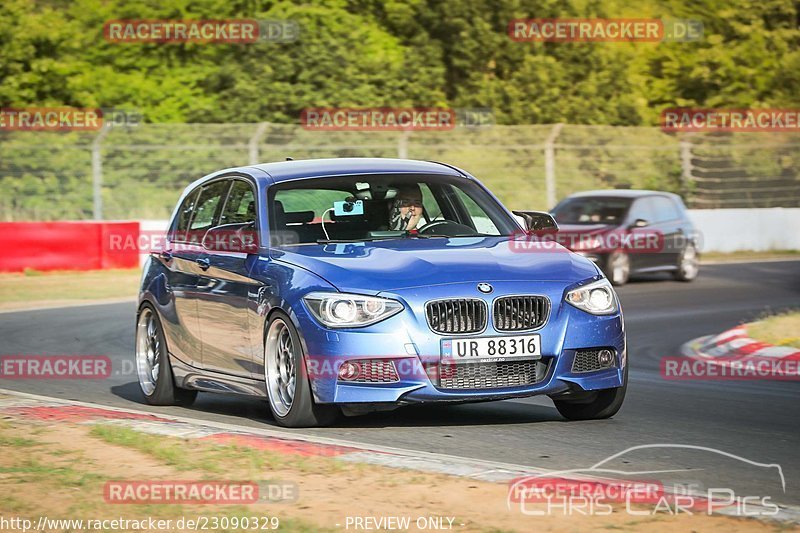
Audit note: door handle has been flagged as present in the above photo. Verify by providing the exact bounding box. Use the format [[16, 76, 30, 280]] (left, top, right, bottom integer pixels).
[[159, 250, 173, 262], [196, 257, 211, 270]]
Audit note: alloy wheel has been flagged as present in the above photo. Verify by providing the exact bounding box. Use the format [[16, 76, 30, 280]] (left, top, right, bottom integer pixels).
[[135, 308, 161, 396], [265, 318, 297, 417]]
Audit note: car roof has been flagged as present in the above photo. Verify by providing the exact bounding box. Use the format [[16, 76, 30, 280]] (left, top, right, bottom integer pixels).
[[563, 189, 682, 200], [246, 157, 465, 183]]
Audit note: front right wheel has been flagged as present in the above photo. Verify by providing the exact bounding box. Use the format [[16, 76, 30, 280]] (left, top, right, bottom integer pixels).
[[673, 243, 699, 282], [263, 311, 339, 428]]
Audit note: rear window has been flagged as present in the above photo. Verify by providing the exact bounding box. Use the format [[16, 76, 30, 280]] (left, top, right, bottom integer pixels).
[[552, 197, 632, 225]]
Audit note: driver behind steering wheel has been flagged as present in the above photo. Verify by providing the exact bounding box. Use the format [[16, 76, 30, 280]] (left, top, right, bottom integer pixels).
[[389, 184, 424, 232]]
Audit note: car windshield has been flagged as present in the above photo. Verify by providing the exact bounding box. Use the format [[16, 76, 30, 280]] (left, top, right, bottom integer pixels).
[[551, 197, 632, 225], [268, 174, 516, 245]]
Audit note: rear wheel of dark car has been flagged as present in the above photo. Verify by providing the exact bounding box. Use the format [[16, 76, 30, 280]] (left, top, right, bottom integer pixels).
[[135, 304, 198, 407], [674, 243, 699, 282], [553, 363, 628, 420], [606, 251, 630, 286], [264, 311, 339, 428]]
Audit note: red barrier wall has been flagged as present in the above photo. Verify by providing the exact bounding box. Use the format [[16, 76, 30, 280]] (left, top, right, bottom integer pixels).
[[0, 222, 140, 272]]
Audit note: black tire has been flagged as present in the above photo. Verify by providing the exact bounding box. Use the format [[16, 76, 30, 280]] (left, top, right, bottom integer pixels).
[[673, 243, 699, 282], [263, 311, 339, 428], [553, 363, 628, 421], [605, 251, 630, 286], [135, 304, 197, 407]]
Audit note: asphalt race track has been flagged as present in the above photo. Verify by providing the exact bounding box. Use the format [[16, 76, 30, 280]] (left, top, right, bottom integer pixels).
[[1, 260, 799, 506]]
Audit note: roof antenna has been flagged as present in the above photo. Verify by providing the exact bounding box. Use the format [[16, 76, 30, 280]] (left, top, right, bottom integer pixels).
[[285, 157, 294, 161]]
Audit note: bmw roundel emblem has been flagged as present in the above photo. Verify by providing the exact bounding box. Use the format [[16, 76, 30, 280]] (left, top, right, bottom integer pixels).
[[477, 283, 493, 294]]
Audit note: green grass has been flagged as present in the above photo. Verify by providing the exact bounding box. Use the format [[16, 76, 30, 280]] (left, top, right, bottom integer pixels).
[[0, 435, 39, 447], [0, 458, 103, 488], [89, 424, 212, 472], [0, 268, 140, 308], [88, 424, 327, 474], [747, 311, 800, 349]]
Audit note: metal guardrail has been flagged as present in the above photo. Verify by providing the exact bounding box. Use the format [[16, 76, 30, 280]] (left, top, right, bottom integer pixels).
[[1, 124, 798, 220]]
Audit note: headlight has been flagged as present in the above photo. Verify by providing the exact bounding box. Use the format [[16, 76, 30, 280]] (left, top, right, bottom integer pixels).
[[565, 278, 619, 315], [303, 292, 403, 328]]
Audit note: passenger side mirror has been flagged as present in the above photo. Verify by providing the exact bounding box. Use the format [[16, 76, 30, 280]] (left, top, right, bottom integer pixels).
[[629, 218, 649, 229], [202, 223, 260, 253], [512, 210, 559, 234]]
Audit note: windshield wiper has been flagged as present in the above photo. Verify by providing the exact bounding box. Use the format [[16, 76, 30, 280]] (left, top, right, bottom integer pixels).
[[412, 233, 493, 239], [316, 237, 398, 244]]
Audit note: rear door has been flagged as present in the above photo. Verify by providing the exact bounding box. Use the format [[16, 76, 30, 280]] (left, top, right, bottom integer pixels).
[[160, 187, 204, 367], [195, 178, 262, 378], [171, 179, 230, 369]]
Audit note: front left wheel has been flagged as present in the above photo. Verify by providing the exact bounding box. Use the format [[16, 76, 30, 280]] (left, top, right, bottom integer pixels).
[[264, 311, 339, 428], [553, 363, 628, 421], [135, 305, 197, 406], [606, 251, 631, 286]]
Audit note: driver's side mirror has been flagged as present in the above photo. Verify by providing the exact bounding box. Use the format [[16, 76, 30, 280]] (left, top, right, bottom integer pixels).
[[629, 218, 649, 229], [202, 223, 260, 253], [513, 210, 559, 234]]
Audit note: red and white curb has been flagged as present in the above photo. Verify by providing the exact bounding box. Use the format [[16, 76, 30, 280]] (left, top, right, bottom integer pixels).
[[2, 389, 799, 523], [680, 325, 800, 379], [0, 388, 542, 483]]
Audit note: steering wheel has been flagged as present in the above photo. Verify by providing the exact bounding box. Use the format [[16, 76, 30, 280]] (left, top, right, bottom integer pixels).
[[418, 220, 478, 236]]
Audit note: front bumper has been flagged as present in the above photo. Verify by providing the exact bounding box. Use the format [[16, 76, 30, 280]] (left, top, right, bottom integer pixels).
[[292, 280, 625, 405]]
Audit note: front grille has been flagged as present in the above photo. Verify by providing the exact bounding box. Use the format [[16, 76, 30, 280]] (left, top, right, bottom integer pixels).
[[347, 359, 399, 383], [426, 299, 487, 334], [572, 349, 616, 373], [493, 296, 549, 331], [429, 360, 549, 390]]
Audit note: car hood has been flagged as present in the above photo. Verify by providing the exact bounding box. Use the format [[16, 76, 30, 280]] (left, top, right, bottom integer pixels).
[[270, 236, 598, 293]]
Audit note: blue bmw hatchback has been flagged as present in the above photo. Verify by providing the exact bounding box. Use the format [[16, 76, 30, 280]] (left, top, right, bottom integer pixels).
[[136, 158, 627, 427]]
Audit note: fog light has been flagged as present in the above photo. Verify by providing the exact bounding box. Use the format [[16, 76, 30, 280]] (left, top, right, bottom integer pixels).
[[597, 349, 614, 367], [338, 361, 360, 381]]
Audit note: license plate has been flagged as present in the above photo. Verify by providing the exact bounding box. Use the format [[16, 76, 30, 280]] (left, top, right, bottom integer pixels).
[[441, 334, 541, 363]]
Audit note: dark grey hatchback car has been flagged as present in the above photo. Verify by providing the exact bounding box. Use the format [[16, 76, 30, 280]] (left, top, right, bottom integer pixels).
[[550, 190, 699, 286]]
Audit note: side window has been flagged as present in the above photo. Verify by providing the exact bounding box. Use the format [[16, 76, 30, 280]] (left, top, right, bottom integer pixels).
[[189, 180, 230, 237], [628, 198, 654, 223], [220, 180, 256, 226], [171, 188, 200, 243], [452, 187, 500, 234], [652, 196, 680, 223]]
